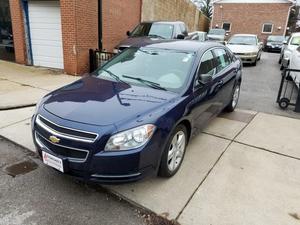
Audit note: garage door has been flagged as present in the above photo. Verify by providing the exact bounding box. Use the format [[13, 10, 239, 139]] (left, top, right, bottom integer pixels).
[[28, 1, 64, 69]]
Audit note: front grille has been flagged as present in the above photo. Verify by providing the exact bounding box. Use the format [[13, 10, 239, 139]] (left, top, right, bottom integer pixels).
[[35, 132, 89, 162], [36, 115, 98, 143]]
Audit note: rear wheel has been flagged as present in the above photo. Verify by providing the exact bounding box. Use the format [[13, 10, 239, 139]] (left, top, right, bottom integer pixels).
[[225, 83, 240, 112], [158, 124, 187, 177]]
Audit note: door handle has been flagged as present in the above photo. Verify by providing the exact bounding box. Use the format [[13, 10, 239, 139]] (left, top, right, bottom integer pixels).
[[217, 80, 223, 86]]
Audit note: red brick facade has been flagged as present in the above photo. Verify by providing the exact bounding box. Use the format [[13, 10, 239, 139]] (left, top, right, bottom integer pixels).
[[102, 0, 142, 52], [9, 0, 27, 64], [212, 2, 292, 42], [9, 0, 141, 75]]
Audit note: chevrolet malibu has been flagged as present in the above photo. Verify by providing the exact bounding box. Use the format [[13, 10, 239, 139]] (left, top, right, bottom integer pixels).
[[32, 40, 242, 183]]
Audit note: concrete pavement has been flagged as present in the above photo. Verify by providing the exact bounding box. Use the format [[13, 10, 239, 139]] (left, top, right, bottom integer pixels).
[[0, 60, 78, 109]]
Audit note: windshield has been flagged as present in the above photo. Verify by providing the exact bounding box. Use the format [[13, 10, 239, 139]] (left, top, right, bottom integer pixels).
[[228, 36, 257, 45], [267, 36, 285, 42], [291, 36, 300, 45], [96, 48, 195, 92], [208, 29, 225, 35], [130, 23, 174, 39]]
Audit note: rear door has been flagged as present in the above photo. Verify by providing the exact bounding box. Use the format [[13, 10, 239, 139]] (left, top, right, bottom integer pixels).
[[212, 48, 236, 106]]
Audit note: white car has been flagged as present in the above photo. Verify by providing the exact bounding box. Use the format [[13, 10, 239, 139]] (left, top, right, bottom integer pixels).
[[288, 46, 300, 87], [279, 32, 300, 70], [226, 34, 262, 66]]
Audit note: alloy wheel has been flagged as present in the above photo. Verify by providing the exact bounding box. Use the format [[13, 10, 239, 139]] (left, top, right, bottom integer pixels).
[[232, 84, 240, 108], [167, 131, 186, 172]]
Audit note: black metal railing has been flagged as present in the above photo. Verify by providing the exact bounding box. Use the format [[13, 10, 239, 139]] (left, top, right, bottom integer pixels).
[[277, 68, 300, 112], [89, 49, 116, 72]]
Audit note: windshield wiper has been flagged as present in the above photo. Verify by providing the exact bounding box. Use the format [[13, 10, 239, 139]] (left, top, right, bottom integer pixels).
[[102, 69, 128, 85], [148, 34, 165, 39], [122, 75, 167, 90]]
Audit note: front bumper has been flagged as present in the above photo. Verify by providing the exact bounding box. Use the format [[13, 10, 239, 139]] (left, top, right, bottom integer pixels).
[[236, 55, 257, 64], [265, 45, 282, 52], [31, 112, 163, 183]]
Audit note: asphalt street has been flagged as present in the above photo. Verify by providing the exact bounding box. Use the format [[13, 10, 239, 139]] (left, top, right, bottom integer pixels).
[[238, 52, 300, 119], [0, 137, 148, 225]]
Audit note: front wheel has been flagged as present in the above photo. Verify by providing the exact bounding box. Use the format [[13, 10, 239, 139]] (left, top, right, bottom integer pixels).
[[225, 83, 240, 112], [158, 125, 187, 177]]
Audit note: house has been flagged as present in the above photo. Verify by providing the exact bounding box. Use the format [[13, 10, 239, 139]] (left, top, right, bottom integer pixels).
[[211, 0, 294, 41], [1, 0, 209, 75]]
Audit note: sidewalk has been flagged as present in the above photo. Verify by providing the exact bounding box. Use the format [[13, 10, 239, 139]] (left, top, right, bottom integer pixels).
[[1, 61, 300, 224], [0, 61, 78, 109]]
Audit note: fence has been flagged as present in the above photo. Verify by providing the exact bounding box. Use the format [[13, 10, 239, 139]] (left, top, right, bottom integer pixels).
[[89, 49, 116, 72]]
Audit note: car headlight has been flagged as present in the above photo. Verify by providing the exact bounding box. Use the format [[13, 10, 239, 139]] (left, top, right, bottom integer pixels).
[[104, 124, 156, 151], [266, 43, 272, 46], [113, 48, 119, 54]]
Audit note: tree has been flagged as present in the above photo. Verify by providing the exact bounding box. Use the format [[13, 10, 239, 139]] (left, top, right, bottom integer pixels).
[[200, 0, 213, 19]]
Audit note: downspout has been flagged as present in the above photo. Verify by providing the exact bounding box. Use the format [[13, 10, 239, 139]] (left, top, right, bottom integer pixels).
[[98, 0, 102, 50], [284, 3, 294, 36], [21, 0, 33, 65]]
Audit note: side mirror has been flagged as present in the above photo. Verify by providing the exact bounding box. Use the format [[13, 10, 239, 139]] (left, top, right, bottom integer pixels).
[[283, 40, 287, 45], [177, 34, 185, 39], [199, 74, 213, 85], [126, 31, 131, 36]]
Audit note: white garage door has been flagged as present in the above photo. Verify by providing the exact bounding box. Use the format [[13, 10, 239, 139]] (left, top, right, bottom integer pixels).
[[28, 1, 64, 69]]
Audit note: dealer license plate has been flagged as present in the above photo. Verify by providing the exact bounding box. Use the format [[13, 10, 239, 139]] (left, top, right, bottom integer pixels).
[[42, 151, 64, 172]]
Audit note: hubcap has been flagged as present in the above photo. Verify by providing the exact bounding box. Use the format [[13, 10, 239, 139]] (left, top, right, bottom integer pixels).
[[232, 85, 240, 108], [167, 131, 186, 172]]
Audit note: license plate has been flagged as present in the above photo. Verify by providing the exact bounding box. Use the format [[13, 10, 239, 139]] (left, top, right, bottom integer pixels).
[[42, 151, 64, 172]]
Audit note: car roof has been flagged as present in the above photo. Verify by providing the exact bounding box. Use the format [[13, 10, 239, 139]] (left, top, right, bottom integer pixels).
[[130, 40, 224, 52], [291, 32, 300, 37], [231, 34, 257, 37], [141, 21, 184, 25]]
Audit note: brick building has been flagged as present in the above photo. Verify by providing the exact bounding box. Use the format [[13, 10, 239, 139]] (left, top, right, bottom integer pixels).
[[211, 0, 294, 42], [2, 0, 141, 75], [1, 0, 207, 75]]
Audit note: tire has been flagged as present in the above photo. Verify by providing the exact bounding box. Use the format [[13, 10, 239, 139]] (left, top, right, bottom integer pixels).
[[225, 83, 241, 112], [278, 98, 290, 109], [253, 58, 257, 66], [278, 57, 282, 64], [158, 124, 188, 177]]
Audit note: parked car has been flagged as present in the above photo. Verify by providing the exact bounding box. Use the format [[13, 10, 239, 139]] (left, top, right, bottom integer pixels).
[[288, 46, 300, 88], [279, 32, 300, 70], [32, 40, 242, 183], [187, 31, 207, 42], [226, 34, 262, 66], [113, 21, 188, 53], [264, 35, 285, 52], [207, 28, 227, 44]]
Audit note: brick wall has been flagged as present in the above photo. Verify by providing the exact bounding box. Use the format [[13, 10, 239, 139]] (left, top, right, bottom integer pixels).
[[212, 3, 292, 42], [9, 0, 26, 64], [61, 0, 98, 75], [142, 0, 210, 32], [102, 0, 141, 52]]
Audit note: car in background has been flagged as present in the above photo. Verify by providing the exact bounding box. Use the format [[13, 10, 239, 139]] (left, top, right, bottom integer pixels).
[[264, 35, 285, 52], [288, 46, 300, 88], [32, 40, 242, 183], [207, 28, 227, 44], [187, 31, 207, 42], [113, 21, 188, 53], [226, 34, 262, 66], [279, 32, 300, 70]]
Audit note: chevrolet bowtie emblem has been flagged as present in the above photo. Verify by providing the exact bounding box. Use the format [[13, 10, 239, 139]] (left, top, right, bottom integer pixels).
[[49, 135, 60, 144]]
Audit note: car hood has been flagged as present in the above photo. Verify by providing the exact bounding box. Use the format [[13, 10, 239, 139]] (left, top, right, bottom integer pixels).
[[207, 34, 224, 41], [43, 76, 178, 126], [116, 36, 164, 48], [226, 44, 259, 53]]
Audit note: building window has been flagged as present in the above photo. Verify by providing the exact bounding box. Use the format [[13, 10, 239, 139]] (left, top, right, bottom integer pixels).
[[262, 23, 273, 34], [222, 22, 231, 32]]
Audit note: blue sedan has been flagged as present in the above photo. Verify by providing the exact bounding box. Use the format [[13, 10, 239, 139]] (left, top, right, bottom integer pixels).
[[32, 40, 242, 183]]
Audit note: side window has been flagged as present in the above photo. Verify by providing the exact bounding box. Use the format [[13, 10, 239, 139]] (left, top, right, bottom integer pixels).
[[179, 24, 187, 35], [213, 48, 230, 72], [199, 50, 216, 76]]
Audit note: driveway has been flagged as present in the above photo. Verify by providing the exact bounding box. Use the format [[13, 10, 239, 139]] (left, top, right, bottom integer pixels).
[[239, 52, 300, 119]]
